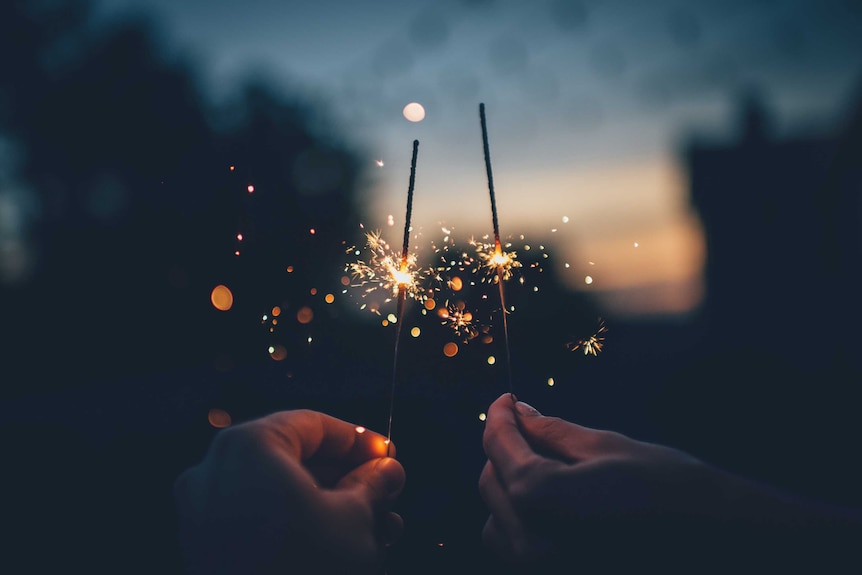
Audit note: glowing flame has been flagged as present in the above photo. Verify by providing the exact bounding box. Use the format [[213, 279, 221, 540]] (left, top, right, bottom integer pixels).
[[390, 265, 414, 290], [474, 240, 521, 282], [345, 230, 430, 311]]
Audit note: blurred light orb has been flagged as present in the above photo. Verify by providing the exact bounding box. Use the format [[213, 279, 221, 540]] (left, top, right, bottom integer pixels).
[[411, 327, 421, 337], [443, 342, 459, 357], [547, 377, 555, 387], [403, 102, 426, 122], [269, 344, 287, 361], [296, 306, 314, 324], [210, 285, 233, 311], [584, 275, 593, 285], [478, 412, 487, 421], [208, 408, 232, 428], [487, 356, 496, 365]]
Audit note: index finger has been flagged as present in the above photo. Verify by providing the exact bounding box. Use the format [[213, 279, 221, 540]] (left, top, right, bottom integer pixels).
[[482, 393, 540, 483], [260, 410, 393, 465]]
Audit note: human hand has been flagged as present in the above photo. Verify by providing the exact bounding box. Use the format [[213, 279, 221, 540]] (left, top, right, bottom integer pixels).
[[174, 409, 405, 575], [478, 393, 745, 570]]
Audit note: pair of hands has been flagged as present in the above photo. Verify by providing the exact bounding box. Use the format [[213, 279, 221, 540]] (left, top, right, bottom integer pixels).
[[175, 394, 860, 574]]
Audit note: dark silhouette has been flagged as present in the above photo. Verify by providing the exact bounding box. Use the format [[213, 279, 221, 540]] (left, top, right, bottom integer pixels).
[[654, 84, 862, 510]]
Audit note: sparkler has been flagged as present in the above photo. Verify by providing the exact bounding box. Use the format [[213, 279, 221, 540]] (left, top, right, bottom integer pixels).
[[479, 103, 516, 398], [385, 139, 419, 455]]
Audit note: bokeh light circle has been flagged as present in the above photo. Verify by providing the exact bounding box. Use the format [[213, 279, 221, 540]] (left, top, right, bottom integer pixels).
[[403, 102, 426, 122], [210, 285, 233, 311]]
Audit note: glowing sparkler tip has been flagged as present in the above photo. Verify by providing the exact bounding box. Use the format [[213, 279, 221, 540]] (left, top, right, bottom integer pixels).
[[392, 268, 413, 287]]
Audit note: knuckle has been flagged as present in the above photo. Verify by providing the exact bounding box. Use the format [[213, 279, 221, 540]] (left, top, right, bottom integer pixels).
[[507, 459, 543, 508], [209, 421, 260, 458]]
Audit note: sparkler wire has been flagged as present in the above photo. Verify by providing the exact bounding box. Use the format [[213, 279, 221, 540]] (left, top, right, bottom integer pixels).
[[386, 139, 419, 456], [479, 103, 515, 400]]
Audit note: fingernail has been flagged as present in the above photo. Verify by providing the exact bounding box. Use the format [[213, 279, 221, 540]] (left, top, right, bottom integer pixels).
[[375, 457, 405, 493], [515, 401, 540, 416]]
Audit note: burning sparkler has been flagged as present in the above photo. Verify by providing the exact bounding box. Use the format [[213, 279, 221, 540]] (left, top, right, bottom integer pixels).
[[479, 103, 515, 398], [472, 237, 521, 283], [385, 139, 420, 455], [346, 230, 428, 307]]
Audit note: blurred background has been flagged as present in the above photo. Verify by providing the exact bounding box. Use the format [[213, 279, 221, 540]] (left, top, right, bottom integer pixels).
[[2, 0, 861, 572]]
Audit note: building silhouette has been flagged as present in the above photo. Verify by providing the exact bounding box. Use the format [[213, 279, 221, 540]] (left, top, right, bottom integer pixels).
[[683, 87, 862, 376]]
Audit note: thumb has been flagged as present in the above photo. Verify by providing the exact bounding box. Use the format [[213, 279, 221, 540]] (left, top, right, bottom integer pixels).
[[337, 457, 406, 509], [516, 406, 602, 462]]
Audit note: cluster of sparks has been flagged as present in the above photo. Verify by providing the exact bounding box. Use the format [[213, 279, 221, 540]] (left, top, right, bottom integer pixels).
[[473, 239, 521, 283], [566, 318, 608, 357], [343, 224, 568, 352], [437, 300, 479, 341], [345, 230, 431, 312]]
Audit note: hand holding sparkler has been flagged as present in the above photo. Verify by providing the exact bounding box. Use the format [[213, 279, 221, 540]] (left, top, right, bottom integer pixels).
[[174, 410, 405, 575], [479, 393, 862, 573]]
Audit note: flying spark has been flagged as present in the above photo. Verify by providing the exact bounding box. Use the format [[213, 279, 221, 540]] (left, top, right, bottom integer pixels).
[[567, 319, 607, 357]]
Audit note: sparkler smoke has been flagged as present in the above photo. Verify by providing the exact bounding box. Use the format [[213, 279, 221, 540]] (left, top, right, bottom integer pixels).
[[386, 139, 419, 456], [479, 103, 515, 399]]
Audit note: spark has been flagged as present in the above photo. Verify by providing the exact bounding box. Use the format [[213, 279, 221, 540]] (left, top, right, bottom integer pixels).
[[376, 160, 385, 167], [567, 319, 607, 357], [438, 301, 478, 342]]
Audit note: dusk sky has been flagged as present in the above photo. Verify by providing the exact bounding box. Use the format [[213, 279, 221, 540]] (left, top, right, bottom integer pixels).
[[94, 0, 862, 317]]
